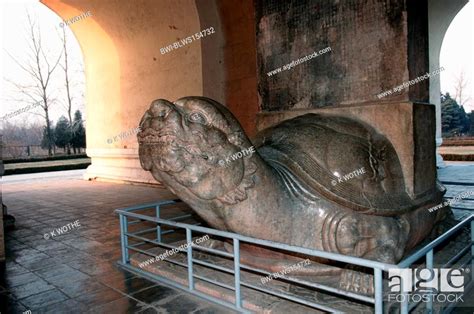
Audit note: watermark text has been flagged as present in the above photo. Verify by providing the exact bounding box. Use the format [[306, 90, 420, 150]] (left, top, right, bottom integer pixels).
[[139, 235, 210, 268], [331, 167, 366, 186], [44, 220, 80, 239], [267, 47, 332, 77], [377, 67, 444, 99], [261, 259, 311, 285]]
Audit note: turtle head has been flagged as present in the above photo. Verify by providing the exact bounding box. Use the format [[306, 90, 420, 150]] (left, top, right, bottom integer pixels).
[[138, 97, 256, 203]]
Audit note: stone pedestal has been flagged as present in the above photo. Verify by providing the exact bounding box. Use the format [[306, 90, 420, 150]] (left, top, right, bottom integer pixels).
[[255, 0, 439, 197]]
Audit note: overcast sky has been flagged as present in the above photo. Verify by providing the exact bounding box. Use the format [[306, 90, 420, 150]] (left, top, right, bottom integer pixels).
[[440, 0, 473, 111], [0, 0, 473, 128], [0, 0, 85, 126]]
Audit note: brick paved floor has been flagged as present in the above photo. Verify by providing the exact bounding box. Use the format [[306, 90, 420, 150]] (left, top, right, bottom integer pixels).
[[0, 171, 233, 313]]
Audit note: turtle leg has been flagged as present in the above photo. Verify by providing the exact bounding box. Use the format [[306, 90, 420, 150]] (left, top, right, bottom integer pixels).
[[335, 214, 407, 295], [337, 245, 399, 296]]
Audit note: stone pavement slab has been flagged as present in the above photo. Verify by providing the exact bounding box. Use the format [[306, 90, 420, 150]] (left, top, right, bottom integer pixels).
[[0, 174, 234, 313]]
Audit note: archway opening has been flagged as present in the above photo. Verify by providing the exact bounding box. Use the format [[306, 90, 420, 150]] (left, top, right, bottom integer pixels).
[[1, 1, 86, 160], [437, 1, 473, 162]]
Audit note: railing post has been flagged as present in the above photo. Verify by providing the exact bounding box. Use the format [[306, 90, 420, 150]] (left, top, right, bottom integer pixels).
[[374, 268, 383, 314], [156, 205, 162, 243], [186, 228, 194, 290], [233, 238, 242, 309], [119, 214, 129, 264], [400, 272, 409, 314], [471, 219, 473, 283], [426, 249, 434, 313]]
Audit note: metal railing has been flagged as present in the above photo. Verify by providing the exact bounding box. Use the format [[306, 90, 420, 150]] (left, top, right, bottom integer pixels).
[[116, 200, 473, 313]]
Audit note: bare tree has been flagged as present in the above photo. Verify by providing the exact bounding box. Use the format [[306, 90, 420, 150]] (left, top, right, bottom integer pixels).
[[4, 12, 62, 156], [60, 27, 73, 154], [57, 26, 87, 155], [454, 71, 472, 107]]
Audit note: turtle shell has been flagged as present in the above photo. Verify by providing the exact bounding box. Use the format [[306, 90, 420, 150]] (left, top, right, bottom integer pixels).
[[253, 113, 438, 216]]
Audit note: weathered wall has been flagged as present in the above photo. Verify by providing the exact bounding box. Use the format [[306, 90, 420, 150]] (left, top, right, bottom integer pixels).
[[256, 0, 429, 111]]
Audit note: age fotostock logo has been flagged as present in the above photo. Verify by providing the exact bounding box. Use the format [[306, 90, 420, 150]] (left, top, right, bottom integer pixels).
[[388, 268, 467, 303]]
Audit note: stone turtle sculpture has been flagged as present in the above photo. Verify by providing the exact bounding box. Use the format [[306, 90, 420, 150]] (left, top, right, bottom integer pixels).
[[138, 96, 448, 293]]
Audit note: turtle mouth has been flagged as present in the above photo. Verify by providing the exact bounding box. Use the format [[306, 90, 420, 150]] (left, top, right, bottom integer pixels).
[[138, 128, 177, 144]]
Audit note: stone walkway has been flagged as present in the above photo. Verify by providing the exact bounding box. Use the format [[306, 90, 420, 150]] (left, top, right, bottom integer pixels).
[[0, 170, 233, 313], [1, 163, 473, 313]]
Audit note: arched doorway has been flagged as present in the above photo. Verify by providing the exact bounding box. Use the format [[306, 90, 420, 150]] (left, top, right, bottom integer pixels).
[[428, 0, 470, 167], [1, 1, 86, 159], [41, 0, 259, 184]]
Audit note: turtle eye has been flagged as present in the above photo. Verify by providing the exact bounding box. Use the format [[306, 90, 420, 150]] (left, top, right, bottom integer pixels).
[[188, 112, 206, 124], [158, 108, 170, 119]]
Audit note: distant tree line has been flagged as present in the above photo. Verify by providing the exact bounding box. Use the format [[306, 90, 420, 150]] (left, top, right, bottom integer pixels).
[[41, 110, 86, 154], [441, 93, 473, 137]]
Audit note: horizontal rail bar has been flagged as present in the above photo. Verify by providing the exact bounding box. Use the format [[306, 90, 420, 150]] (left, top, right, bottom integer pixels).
[[128, 219, 148, 225], [451, 207, 474, 210], [126, 233, 188, 253], [444, 196, 474, 201], [128, 224, 201, 238], [441, 181, 474, 186], [191, 244, 234, 258], [459, 256, 472, 271], [442, 242, 473, 269], [398, 215, 474, 268], [192, 273, 236, 291], [128, 241, 147, 248], [115, 199, 181, 212], [193, 259, 235, 275], [126, 232, 220, 259], [161, 229, 176, 236], [117, 210, 395, 270], [128, 214, 192, 226], [169, 214, 193, 221], [126, 245, 188, 269], [130, 227, 158, 236]]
